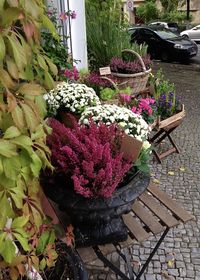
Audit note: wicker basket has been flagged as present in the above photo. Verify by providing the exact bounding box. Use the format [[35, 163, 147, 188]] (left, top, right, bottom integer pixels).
[[111, 49, 151, 95], [100, 76, 119, 105]]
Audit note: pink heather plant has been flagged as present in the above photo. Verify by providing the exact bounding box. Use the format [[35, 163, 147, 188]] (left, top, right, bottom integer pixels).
[[110, 55, 152, 74], [46, 118, 132, 199]]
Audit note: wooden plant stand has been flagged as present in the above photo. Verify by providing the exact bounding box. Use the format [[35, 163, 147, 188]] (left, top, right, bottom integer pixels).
[[77, 183, 193, 279], [149, 105, 185, 163]]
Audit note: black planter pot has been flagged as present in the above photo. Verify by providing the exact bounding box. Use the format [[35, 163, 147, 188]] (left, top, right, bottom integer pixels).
[[42, 241, 88, 280], [42, 171, 150, 247]]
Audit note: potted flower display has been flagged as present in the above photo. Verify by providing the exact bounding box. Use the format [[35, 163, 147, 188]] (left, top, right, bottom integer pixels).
[[41, 117, 150, 247], [44, 82, 101, 126], [151, 70, 185, 130], [110, 47, 152, 94]]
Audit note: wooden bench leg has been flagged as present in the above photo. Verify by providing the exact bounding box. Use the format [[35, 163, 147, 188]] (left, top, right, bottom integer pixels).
[[149, 126, 180, 163]]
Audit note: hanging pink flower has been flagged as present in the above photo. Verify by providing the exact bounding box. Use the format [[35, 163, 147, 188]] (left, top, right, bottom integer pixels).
[[71, 10, 77, 19], [60, 12, 68, 21]]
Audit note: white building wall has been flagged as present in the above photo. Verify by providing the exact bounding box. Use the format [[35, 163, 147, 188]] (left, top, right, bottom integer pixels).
[[67, 0, 88, 70]]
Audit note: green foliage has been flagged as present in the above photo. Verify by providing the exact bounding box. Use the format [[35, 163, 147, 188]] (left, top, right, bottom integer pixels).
[[100, 88, 117, 101], [41, 4, 71, 74], [86, 0, 131, 70], [161, 11, 190, 23], [152, 70, 175, 99], [0, 0, 58, 278], [136, 1, 159, 23]]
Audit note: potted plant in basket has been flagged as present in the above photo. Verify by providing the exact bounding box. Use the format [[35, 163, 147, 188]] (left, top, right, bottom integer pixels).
[[110, 44, 152, 94], [41, 115, 151, 247]]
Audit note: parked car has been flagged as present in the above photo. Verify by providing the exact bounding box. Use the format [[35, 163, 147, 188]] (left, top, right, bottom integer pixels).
[[129, 26, 198, 61], [180, 25, 200, 42], [148, 21, 180, 34]]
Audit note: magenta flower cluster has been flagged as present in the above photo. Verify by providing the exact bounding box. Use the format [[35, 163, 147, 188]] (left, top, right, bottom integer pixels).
[[110, 55, 152, 74], [86, 72, 117, 89], [47, 118, 132, 199], [131, 98, 157, 124], [64, 66, 79, 81], [132, 98, 155, 115]]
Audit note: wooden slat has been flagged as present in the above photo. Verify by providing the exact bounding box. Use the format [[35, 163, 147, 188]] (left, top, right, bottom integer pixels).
[[132, 201, 164, 235], [78, 247, 97, 264], [139, 192, 179, 228], [148, 184, 193, 222], [123, 213, 149, 242], [119, 235, 134, 248], [98, 243, 116, 256]]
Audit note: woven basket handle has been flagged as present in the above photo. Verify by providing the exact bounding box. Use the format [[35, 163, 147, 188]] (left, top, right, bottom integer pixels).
[[122, 49, 147, 72], [101, 76, 119, 90]]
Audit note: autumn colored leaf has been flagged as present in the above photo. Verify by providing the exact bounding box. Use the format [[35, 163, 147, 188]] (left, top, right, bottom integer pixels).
[[168, 171, 175, 176]]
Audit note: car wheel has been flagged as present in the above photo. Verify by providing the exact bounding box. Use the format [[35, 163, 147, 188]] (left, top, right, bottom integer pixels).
[[160, 51, 170, 62]]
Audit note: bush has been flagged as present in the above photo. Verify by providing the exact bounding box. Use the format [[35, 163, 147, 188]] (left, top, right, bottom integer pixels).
[[136, 2, 159, 23]]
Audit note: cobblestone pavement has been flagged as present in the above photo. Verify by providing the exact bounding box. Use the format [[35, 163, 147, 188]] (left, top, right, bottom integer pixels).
[[86, 63, 200, 280]]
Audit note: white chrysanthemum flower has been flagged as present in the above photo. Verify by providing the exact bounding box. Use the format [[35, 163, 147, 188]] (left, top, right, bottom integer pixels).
[[44, 82, 100, 116], [80, 104, 150, 140]]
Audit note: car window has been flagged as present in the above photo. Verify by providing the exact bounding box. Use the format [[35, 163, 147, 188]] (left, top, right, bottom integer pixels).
[[142, 29, 155, 37], [155, 29, 178, 39], [193, 25, 200, 30]]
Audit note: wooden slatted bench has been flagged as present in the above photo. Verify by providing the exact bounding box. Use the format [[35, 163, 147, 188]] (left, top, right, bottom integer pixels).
[[77, 183, 193, 280]]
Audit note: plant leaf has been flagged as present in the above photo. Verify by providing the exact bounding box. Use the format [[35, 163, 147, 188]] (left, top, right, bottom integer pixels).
[[0, 140, 17, 157], [0, 239, 16, 264], [44, 71, 55, 90], [11, 105, 25, 129], [7, 34, 27, 70], [44, 56, 58, 76], [2, 8, 20, 26], [12, 215, 29, 228], [41, 14, 59, 39], [30, 153, 42, 177], [4, 126, 21, 139], [37, 54, 48, 71], [0, 68, 16, 89], [6, 56, 19, 80], [3, 156, 21, 180], [20, 102, 40, 132], [0, 35, 6, 61], [17, 83, 45, 96]]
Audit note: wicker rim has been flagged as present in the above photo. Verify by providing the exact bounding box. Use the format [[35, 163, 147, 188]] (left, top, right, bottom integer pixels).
[[111, 68, 151, 78]]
